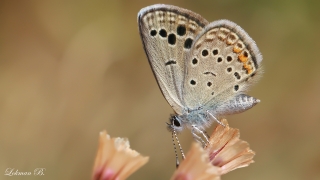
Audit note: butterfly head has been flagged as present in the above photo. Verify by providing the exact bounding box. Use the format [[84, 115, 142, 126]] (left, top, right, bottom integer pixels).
[[166, 115, 185, 133]]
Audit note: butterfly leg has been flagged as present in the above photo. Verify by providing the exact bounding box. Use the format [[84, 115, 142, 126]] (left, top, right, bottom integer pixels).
[[204, 130, 210, 139], [191, 129, 206, 146], [206, 110, 226, 127], [197, 114, 211, 139], [191, 125, 210, 147]]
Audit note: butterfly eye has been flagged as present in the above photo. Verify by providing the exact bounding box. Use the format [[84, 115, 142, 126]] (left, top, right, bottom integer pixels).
[[173, 118, 181, 127]]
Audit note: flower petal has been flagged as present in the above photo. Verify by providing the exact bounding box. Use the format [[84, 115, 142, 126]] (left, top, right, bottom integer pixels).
[[92, 131, 149, 180], [206, 119, 255, 175], [171, 143, 221, 180]]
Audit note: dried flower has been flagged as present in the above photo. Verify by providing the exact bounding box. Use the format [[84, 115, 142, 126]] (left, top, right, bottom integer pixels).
[[205, 119, 255, 175], [92, 131, 149, 180], [171, 142, 221, 180], [171, 119, 255, 180]]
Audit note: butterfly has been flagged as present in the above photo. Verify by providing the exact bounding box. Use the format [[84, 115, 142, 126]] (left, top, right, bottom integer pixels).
[[138, 4, 262, 165]]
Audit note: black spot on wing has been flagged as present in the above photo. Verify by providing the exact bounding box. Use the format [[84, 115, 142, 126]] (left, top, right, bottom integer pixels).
[[184, 38, 193, 49], [150, 30, 157, 36], [165, 60, 177, 66], [234, 85, 239, 91], [168, 34, 176, 45], [234, 72, 241, 80], [190, 80, 196, 85], [204, 72, 216, 76], [177, 25, 186, 36], [159, 29, 167, 37]]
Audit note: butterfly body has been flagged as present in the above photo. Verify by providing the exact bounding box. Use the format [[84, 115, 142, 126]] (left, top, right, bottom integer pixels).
[[138, 4, 262, 136]]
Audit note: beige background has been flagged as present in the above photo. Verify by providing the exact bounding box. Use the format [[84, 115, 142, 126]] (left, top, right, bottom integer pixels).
[[1, 0, 319, 179]]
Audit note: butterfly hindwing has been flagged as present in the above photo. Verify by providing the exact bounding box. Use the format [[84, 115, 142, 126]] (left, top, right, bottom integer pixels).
[[182, 20, 262, 110]]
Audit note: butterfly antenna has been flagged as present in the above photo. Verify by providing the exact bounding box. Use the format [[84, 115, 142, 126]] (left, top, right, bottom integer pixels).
[[173, 130, 185, 160], [171, 131, 180, 168]]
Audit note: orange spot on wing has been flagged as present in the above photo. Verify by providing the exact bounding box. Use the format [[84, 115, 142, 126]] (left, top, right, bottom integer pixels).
[[233, 47, 242, 53], [238, 53, 248, 63], [243, 64, 253, 74]]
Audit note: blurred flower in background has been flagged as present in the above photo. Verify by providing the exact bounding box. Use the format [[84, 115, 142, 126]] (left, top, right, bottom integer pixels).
[[92, 131, 149, 180]]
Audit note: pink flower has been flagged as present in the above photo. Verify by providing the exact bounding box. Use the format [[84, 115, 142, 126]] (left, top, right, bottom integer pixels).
[[92, 131, 149, 180]]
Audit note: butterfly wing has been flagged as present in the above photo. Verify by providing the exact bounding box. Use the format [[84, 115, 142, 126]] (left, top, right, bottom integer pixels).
[[182, 20, 262, 111], [138, 4, 209, 114]]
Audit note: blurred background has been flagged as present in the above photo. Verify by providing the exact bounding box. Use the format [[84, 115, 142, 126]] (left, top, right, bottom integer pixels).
[[0, 0, 319, 179]]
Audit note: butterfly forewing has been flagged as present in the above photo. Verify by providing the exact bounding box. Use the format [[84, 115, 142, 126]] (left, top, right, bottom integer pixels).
[[138, 4, 209, 114], [183, 20, 262, 109]]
